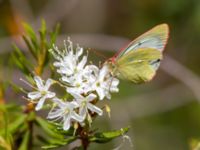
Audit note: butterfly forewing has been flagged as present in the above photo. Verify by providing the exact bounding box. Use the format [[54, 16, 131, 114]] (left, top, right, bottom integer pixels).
[[116, 24, 169, 59]]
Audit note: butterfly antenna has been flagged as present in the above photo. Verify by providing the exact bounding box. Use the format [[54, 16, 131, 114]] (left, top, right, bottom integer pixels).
[[108, 75, 114, 92], [87, 48, 108, 61]]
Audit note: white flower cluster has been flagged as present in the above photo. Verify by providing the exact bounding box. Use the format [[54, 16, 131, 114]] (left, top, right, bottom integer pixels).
[[27, 39, 119, 130]]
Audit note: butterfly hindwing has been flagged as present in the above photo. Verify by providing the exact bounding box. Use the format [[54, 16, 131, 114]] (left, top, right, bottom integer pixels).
[[115, 48, 162, 84]]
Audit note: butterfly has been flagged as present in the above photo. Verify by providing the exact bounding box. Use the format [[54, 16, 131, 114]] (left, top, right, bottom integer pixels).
[[107, 24, 169, 84]]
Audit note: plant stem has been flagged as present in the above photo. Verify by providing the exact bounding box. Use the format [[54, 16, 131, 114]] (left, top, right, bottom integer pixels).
[[78, 125, 90, 150], [24, 103, 35, 150], [81, 137, 89, 150], [28, 119, 33, 150]]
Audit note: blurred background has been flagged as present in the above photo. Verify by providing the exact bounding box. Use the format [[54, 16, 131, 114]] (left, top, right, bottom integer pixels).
[[1, 0, 200, 149]]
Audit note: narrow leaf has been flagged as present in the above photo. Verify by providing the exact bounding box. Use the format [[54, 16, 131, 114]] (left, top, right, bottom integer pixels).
[[50, 23, 60, 45], [23, 23, 37, 43], [6, 114, 26, 134], [35, 117, 64, 139], [89, 127, 130, 143], [18, 131, 30, 150], [0, 136, 12, 150], [22, 35, 37, 59], [42, 136, 76, 149]]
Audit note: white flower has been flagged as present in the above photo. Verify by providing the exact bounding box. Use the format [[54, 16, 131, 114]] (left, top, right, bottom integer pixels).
[[27, 76, 55, 111], [47, 98, 83, 130], [59, 55, 87, 77], [50, 39, 119, 101], [52, 39, 86, 77], [65, 74, 86, 94], [66, 65, 99, 94], [61, 55, 87, 84], [51, 39, 92, 95], [70, 92, 103, 119], [91, 65, 119, 100]]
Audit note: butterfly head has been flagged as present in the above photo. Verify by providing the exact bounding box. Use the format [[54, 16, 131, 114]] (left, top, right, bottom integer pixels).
[[103, 57, 118, 77]]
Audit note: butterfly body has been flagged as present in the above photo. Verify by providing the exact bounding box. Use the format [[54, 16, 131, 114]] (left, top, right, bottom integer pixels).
[[107, 24, 169, 84]]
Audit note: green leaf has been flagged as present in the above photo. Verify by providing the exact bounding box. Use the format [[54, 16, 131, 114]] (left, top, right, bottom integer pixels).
[[41, 136, 77, 149], [22, 35, 37, 59], [89, 127, 130, 143], [35, 117, 76, 149], [36, 135, 49, 144], [9, 82, 27, 94], [5, 114, 27, 134], [53, 123, 74, 136], [11, 45, 32, 75], [0, 103, 22, 113], [27, 111, 36, 122], [18, 131, 30, 150], [0, 109, 13, 149], [0, 136, 12, 150], [22, 23, 39, 57], [50, 23, 60, 45], [35, 117, 64, 139], [23, 23, 37, 44], [40, 20, 47, 36]]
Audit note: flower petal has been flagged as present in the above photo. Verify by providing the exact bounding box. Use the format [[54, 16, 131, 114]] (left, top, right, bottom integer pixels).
[[28, 91, 41, 99], [63, 115, 71, 130], [58, 67, 73, 75], [99, 65, 109, 81], [85, 65, 99, 76], [77, 56, 87, 70], [110, 87, 119, 93], [34, 76, 44, 90], [71, 111, 84, 122], [96, 88, 105, 100], [68, 86, 85, 95], [111, 78, 119, 86], [70, 92, 84, 100], [47, 109, 63, 119], [52, 98, 66, 108], [86, 93, 96, 102], [106, 92, 111, 99], [79, 106, 87, 119], [62, 76, 72, 83], [76, 47, 83, 59], [44, 79, 54, 90], [46, 92, 56, 98], [68, 101, 79, 109], [87, 103, 103, 116], [35, 95, 47, 111], [53, 61, 63, 67]]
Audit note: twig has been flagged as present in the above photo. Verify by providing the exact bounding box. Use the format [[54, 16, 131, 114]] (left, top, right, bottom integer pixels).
[[161, 55, 200, 101]]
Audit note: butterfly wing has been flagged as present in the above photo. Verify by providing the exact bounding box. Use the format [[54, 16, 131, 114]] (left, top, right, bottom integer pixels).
[[115, 48, 162, 84], [111, 24, 169, 83], [115, 24, 169, 59]]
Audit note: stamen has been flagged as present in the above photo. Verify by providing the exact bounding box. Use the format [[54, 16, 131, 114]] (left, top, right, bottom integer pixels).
[[22, 96, 32, 101], [73, 122, 78, 136], [20, 78, 37, 90]]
